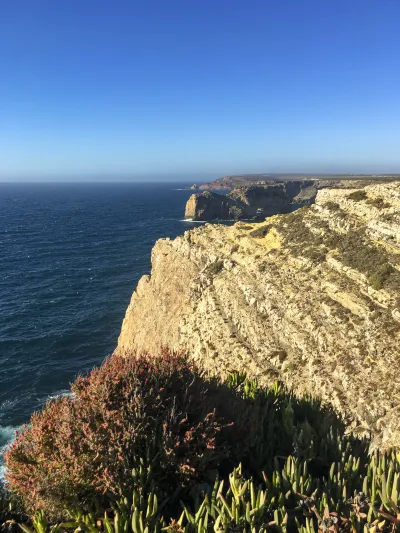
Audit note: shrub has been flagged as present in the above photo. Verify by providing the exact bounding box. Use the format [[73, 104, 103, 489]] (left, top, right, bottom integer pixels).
[[206, 260, 223, 275], [0, 480, 27, 526], [228, 206, 244, 219], [250, 225, 271, 238], [368, 263, 394, 290], [347, 190, 367, 201], [325, 201, 340, 211], [8, 353, 400, 532], [14, 450, 400, 533], [336, 230, 397, 290], [5, 352, 254, 518], [10, 374, 400, 533], [366, 197, 390, 209]]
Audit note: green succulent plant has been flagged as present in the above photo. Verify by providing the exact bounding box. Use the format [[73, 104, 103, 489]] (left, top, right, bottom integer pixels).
[[3, 369, 400, 533]]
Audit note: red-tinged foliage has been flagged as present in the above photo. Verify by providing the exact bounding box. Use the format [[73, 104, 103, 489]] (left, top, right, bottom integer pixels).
[[5, 350, 253, 517]]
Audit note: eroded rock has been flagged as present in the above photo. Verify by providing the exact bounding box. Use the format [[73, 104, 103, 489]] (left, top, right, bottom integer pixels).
[[117, 182, 400, 448]]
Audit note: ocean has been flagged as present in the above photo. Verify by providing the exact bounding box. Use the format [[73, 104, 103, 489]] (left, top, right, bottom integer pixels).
[[0, 182, 201, 472]]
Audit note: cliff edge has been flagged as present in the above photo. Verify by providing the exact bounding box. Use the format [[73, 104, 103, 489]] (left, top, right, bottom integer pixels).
[[117, 182, 400, 448]]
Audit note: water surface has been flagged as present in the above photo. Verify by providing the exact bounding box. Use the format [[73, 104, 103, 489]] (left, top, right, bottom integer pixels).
[[0, 182, 199, 463]]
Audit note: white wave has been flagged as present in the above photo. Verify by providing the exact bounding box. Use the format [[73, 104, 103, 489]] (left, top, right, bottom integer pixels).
[[0, 397, 19, 413], [0, 390, 75, 480], [0, 425, 18, 449], [45, 389, 74, 401], [0, 425, 23, 480], [180, 219, 239, 223]]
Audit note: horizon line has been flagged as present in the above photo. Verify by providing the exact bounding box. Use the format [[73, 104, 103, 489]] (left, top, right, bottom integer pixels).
[[1, 171, 400, 183]]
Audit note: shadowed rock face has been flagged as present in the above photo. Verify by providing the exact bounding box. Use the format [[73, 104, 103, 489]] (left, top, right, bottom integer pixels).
[[184, 191, 244, 220], [185, 181, 316, 221], [185, 179, 397, 221], [117, 181, 400, 449]]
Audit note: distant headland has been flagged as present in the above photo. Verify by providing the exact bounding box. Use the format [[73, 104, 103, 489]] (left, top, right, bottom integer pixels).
[[185, 174, 400, 221], [198, 173, 400, 190]]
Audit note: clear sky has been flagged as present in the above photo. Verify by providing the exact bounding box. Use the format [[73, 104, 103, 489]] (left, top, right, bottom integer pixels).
[[1, 0, 400, 181]]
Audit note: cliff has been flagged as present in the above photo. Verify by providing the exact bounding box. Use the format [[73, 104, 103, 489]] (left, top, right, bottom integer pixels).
[[185, 181, 316, 221], [199, 174, 400, 190], [199, 174, 272, 190], [117, 181, 400, 448], [184, 190, 245, 220], [186, 179, 398, 221]]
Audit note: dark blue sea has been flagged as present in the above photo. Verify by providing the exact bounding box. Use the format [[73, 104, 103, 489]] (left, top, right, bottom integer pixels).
[[0, 182, 201, 474]]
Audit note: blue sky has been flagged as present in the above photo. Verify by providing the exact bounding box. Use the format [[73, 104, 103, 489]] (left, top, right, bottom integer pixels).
[[0, 0, 400, 181]]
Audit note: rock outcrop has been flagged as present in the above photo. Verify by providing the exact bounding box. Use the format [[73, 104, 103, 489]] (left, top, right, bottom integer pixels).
[[117, 182, 400, 448], [186, 179, 399, 221], [185, 191, 245, 220], [185, 181, 316, 221]]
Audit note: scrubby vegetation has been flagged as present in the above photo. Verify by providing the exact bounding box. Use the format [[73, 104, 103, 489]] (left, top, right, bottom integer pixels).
[[229, 206, 245, 219], [263, 208, 399, 291], [367, 264, 394, 291], [366, 197, 391, 210], [273, 211, 330, 262], [3, 352, 400, 532], [206, 260, 224, 276], [336, 230, 397, 290], [347, 190, 367, 202], [324, 201, 340, 211], [250, 225, 271, 238], [5, 352, 255, 517]]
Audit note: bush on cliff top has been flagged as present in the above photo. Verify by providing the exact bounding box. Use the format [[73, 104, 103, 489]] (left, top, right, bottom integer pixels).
[[347, 190, 367, 201], [5, 353, 400, 533], [5, 351, 256, 517]]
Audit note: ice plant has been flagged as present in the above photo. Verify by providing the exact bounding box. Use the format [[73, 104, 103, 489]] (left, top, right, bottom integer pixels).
[[5, 350, 251, 517]]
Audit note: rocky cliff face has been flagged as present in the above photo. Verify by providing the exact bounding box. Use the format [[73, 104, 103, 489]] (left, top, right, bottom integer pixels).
[[117, 182, 400, 448], [185, 191, 244, 220], [185, 181, 316, 221], [186, 179, 397, 221]]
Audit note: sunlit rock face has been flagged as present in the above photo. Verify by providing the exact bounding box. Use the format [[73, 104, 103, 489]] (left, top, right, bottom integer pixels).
[[117, 181, 400, 449]]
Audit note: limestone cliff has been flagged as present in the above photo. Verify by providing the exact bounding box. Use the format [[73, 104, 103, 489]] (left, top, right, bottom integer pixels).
[[199, 174, 400, 190], [186, 179, 398, 221], [117, 182, 400, 448], [185, 182, 316, 221], [185, 190, 244, 220]]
